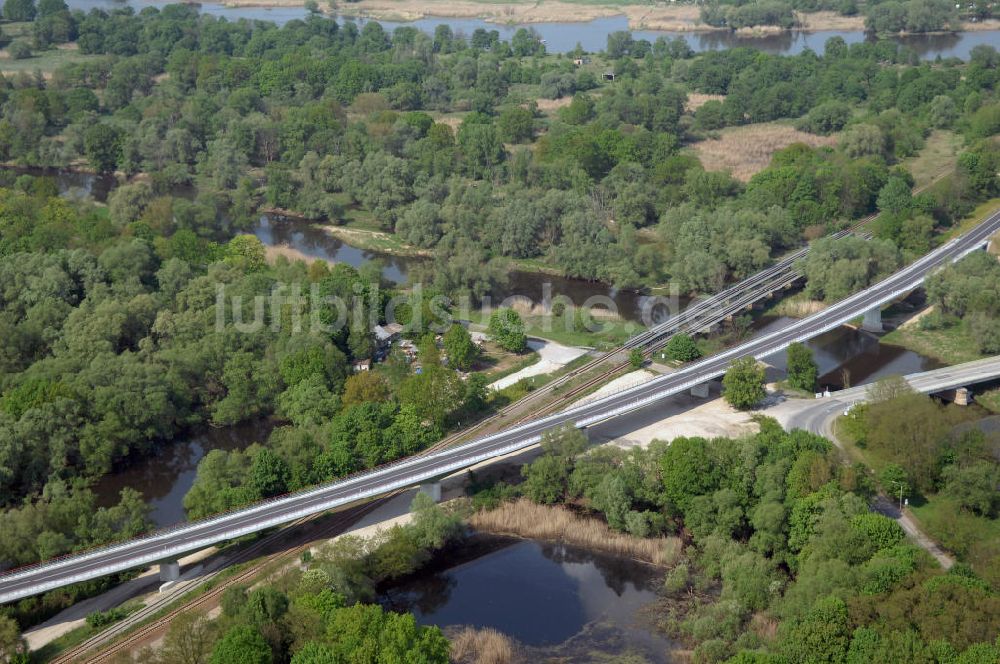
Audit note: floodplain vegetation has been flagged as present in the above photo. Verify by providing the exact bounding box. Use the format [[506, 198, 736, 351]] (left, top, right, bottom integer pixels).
[[0, 3, 996, 661]]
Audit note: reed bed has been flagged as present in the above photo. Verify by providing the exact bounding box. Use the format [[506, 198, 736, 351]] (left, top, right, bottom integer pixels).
[[450, 627, 516, 664], [692, 124, 838, 182], [470, 499, 682, 567]]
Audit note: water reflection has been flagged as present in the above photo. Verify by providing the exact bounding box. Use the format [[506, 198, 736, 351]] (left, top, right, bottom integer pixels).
[[92, 419, 273, 527], [381, 535, 673, 659], [253, 215, 686, 324], [758, 315, 943, 389]]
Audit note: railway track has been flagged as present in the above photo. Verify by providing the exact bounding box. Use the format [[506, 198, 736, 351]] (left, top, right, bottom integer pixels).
[[48, 499, 382, 664], [46, 174, 951, 662]]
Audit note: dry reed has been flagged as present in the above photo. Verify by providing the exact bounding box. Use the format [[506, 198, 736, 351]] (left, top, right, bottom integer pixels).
[[470, 499, 682, 567], [685, 93, 726, 112], [692, 124, 838, 182], [450, 627, 516, 664]]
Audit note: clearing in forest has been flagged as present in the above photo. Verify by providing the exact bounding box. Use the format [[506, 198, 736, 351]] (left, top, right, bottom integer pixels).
[[691, 123, 839, 181]]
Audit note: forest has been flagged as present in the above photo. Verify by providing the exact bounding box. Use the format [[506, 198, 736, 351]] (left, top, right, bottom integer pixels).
[[502, 419, 1000, 662], [0, 2, 997, 654]]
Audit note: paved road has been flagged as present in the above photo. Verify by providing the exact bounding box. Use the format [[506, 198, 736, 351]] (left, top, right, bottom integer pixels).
[[772, 356, 1000, 570], [2, 209, 998, 604]]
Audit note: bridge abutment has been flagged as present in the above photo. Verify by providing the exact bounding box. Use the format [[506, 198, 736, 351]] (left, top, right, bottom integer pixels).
[[862, 306, 883, 333]]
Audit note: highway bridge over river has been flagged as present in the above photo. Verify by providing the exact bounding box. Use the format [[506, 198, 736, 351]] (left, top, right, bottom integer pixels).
[[1, 209, 999, 604]]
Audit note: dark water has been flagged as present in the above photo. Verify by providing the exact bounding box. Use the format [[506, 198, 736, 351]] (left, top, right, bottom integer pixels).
[[92, 420, 273, 527], [757, 314, 943, 390], [63, 0, 1000, 59], [381, 535, 675, 660], [254, 215, 686, 324], [0, 167, 117, 202]]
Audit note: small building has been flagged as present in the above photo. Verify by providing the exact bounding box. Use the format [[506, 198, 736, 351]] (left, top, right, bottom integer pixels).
[[373, 322, 404, 348], [353, 359, 371, 372]]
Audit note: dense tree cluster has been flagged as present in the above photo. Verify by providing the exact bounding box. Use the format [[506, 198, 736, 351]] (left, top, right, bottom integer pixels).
[[509, 417, 1000, 662], [0, 8, 992, 296], [138, 495, 460, 664], [924, 251, 1000, 354]]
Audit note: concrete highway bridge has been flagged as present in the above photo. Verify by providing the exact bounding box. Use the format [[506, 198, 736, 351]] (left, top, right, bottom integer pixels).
[[1, 209, 998, 604]]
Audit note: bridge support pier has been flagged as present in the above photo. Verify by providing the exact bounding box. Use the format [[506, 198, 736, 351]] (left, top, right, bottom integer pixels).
[[862, 306, 883, 333], [956, 387, 971, 406], [690, 382, 710, 398], [419, 482, 442, 502]]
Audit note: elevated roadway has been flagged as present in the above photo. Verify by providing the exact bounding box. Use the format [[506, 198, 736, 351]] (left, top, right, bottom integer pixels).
[[1, 209, 998, 604]]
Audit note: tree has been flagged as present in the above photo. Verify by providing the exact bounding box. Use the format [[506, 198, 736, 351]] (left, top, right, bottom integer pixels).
[[83, 124, 122, 173], [929, 95, 957, 128], [488, 308, 527, 353], [840, 124, 885, 159], [779, 596, 852, 663], [498, 106, 534, 144], [7, 41, 30, 60], [0, 616, 25, 663], [248, 448, 290, 499], [342, 372, 391, 408], [879, 464, 911, 503], [224, 235, 267, 273], [665, 333, 701, 362], [3, 0, 36, 21], [209, 625, 272, 664], [36, 0, 64, 15], [629, 348, 644, 369], [786, 343, 818, 393], [941, 461, 1000, 517], [443, 324, 477, 370], [723, 357, 766, 410], [659, 436, 721, 513]]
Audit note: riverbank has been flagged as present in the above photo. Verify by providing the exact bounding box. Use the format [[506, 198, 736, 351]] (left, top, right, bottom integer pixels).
[[218, 0, 994, 34]]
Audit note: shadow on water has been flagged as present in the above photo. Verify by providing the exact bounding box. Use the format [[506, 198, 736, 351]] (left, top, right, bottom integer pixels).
[[756, 314, 943, 390], [91, 420, 273, 528], [380, 534, 676, 660]]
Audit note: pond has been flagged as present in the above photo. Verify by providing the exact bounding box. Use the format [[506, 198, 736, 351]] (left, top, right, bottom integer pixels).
[[381, 534, 677, 661], [64, 0, 1000, 59]]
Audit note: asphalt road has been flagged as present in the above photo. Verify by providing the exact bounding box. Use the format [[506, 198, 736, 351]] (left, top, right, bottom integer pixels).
[[2, 208, 998, 604]]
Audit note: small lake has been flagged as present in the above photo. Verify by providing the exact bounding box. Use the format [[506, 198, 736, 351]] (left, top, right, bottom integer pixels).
[[64, 0, 1000, 59], [381, 535, 676, 661]]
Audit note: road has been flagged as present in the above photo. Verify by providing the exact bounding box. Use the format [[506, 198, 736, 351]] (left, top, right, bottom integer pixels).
[[1, 208, 998, 604], [770, 356, 1000, 570]]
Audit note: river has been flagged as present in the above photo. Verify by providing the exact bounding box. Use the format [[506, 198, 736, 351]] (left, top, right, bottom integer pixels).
[[25, 168, 942, 524], [63, 0, 1000, 59], [381, 534, 677, 661]]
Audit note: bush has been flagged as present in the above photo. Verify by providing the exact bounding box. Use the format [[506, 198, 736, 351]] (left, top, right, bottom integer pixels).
[[665, 333, 702, 362], [85, 606, 128, 629], [7, 40, 31, 60], [797, 101, 851, 135], [723, 357, 766, 410]]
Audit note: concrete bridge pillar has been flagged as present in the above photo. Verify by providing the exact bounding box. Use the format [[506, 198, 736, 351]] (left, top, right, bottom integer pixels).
[[690, 382, 710, 398], [419, 482, 442, 502], [159, 561, 180, 583], [955, 387, 971, 406], [862, 306, 883, 333]]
